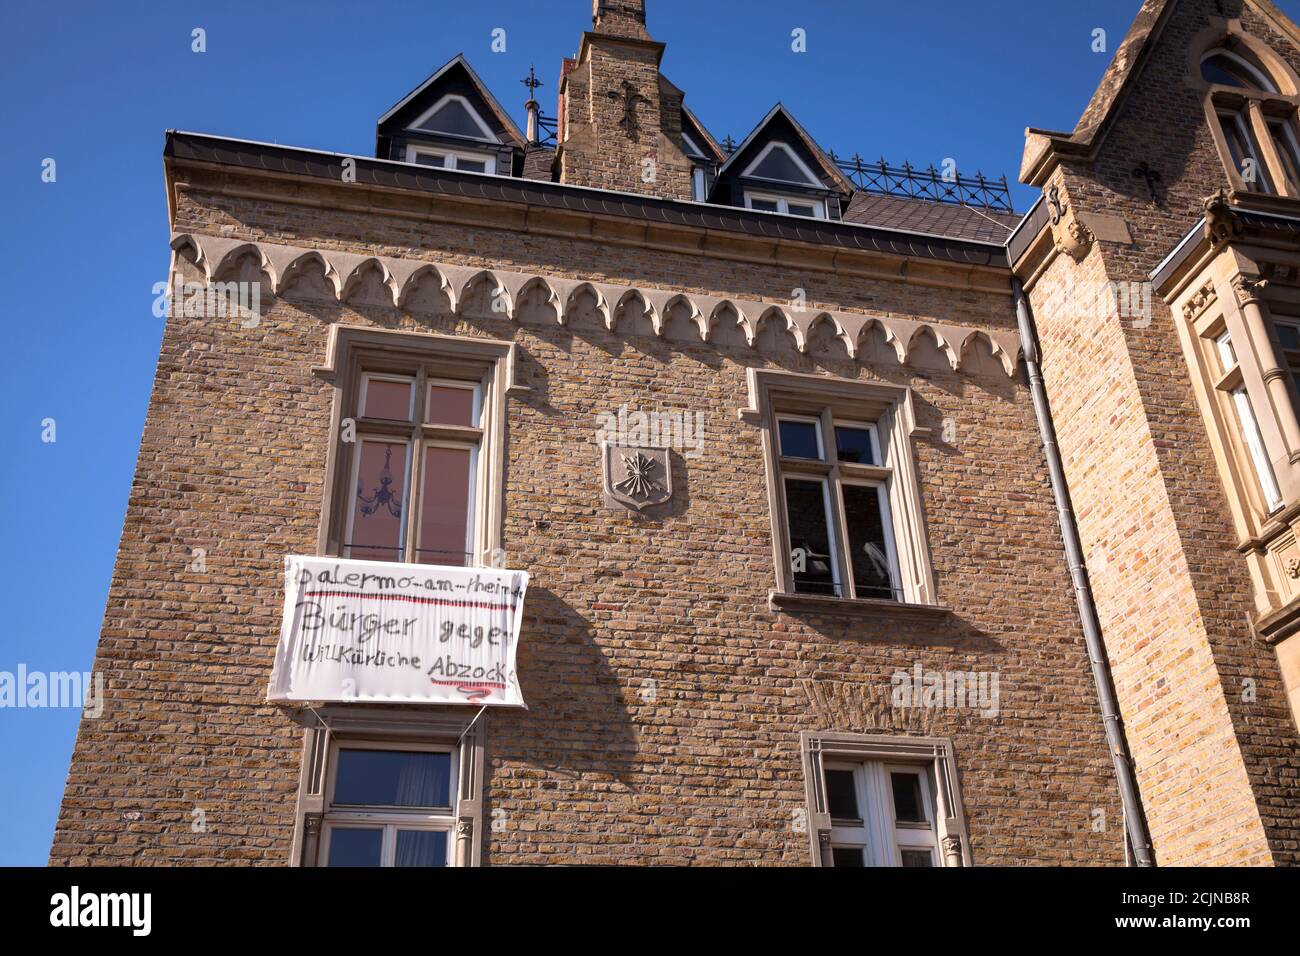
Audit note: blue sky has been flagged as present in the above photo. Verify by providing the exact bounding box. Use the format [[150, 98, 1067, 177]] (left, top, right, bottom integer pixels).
[[2, 0, 1296, 866]]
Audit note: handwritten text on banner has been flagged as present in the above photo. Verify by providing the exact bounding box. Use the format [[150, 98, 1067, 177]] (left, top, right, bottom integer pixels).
[[268, 555, 529, 706]]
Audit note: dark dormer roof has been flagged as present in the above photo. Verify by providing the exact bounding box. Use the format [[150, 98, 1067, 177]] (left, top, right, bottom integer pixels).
[[716, 104, 853, 194], [376, 54, 525, 162], [681, 105, 726, 164]]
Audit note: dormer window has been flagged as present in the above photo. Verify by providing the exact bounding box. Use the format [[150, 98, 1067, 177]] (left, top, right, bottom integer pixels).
[[405, 145, 496, 174], [409, 94, 498, 143], [741, 141, 823, 187], [744, 191, 826, 219]]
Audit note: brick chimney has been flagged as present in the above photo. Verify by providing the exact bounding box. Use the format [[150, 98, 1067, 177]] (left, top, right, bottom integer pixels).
[[592, 0, 650, 39], [556, 0, 693, 199]]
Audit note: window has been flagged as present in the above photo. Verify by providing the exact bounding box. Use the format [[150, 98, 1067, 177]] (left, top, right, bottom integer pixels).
[[800, 731, 969, 868], [692, 167, 708, 201], [290, 703, 487, 867], [408, 93, 498, 142], [406, 144, 496, 174], [320, 741, 457, 867], [1274, 316, 1300, 399], [1267, 120, 1300, 194], [824, 762, 941, 867], [322, 328, 515, 571], [1215, 330, 1283, 512], [741, 140, 823, 187], [1218, 111, 1273, 193], [776, 412, 899, 600], [744, 191, 826, 218], [750, 370, 936, 607], [344, 370, 483, 566], [1201, 43, 1300, 197], [1202, 49, 1278, 91]]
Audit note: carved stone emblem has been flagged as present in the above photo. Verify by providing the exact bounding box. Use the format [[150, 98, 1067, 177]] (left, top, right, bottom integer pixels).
[[606, 80, 648, 140], [603, 445, 672, 511]]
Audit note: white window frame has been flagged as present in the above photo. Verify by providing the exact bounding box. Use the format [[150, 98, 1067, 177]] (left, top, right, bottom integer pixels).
[[741, 139, 823, 186], [744, 190, 826, 219], [406, 93, 499, 143], [776, 413, 826, 459], [405, 143, 497, 175], [802, 731, 969, 867], [1216, 330, 1284, 512], [344, 436, 411, 562], [319, 738, 459, 868], [749, 369, 937, 607], [342, 360, 488, 566], [691, 167, 708, 201], [775, 411, 903, 601], [825, 760, 941, 867], [782, 474, 843, 597], [1218, 109, 1274, 193], [359, 371, 417, 421]]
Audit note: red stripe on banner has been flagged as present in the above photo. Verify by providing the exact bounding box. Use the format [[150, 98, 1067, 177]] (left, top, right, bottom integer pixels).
[[302, 590, 517, 613], [429, 679, 508, 701]]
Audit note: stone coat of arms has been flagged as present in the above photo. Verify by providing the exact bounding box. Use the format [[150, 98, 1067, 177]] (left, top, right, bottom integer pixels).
[[603, 445, 673, 511]]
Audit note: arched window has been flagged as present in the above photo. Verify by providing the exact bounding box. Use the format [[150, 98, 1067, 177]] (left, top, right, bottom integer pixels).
[[1201, 49, 1277, 92], [1201, 43, 1300, 196]]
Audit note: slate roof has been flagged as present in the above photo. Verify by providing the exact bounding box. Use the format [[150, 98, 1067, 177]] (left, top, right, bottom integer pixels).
[[843, 192, 1020, 243], [165, 131, 1011, 269], [521, 145, 556, 181]]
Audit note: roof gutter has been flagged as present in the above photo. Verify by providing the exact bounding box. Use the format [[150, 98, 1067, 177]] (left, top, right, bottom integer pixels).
[[1011, 275, 1156, 867]]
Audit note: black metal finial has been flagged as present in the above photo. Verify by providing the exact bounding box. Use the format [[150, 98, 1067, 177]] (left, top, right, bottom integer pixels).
[[521, 65, 542, 101], [722, 135, 736, 154]]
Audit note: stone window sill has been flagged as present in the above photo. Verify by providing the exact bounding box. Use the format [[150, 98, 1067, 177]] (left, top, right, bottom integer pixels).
[[768, 590, 951, 618]]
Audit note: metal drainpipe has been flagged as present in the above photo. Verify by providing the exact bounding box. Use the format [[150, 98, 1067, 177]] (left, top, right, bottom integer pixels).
[[1011, 276, 1156, 867]]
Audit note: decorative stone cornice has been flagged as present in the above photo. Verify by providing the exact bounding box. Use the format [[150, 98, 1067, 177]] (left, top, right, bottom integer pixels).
[[170, 231, 1023, 378]]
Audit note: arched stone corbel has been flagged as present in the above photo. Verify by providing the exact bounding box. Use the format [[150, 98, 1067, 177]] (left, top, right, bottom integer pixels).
[[340, 257, 399, 307]]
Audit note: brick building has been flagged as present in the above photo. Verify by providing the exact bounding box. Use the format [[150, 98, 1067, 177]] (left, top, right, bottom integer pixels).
[[50, 0, 1300, 866]]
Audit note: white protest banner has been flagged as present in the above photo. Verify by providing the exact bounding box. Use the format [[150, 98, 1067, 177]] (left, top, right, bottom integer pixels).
[[268, 555, 528, 706]]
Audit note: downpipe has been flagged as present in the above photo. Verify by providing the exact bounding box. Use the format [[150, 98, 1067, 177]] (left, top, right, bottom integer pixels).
[[1012, 276, 1156, 867]]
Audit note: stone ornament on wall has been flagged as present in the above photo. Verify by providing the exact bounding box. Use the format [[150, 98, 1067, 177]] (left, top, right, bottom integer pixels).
[[170, 231, 1024, 377], [1181, 280, 1217, 322], [1046, 186, 1095, 262], [603, 445, 672, 511], [1232, 273, 1269, 307]]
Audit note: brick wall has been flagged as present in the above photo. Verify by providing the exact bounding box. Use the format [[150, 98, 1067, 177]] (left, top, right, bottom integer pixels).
[[1021, 0, 1300, 865], [49, 166, 1126, 865]]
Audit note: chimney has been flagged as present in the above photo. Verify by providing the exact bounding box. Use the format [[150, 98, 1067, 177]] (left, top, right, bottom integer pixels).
[[592, 0, 650, 40], [558, 0, 692, 199]]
